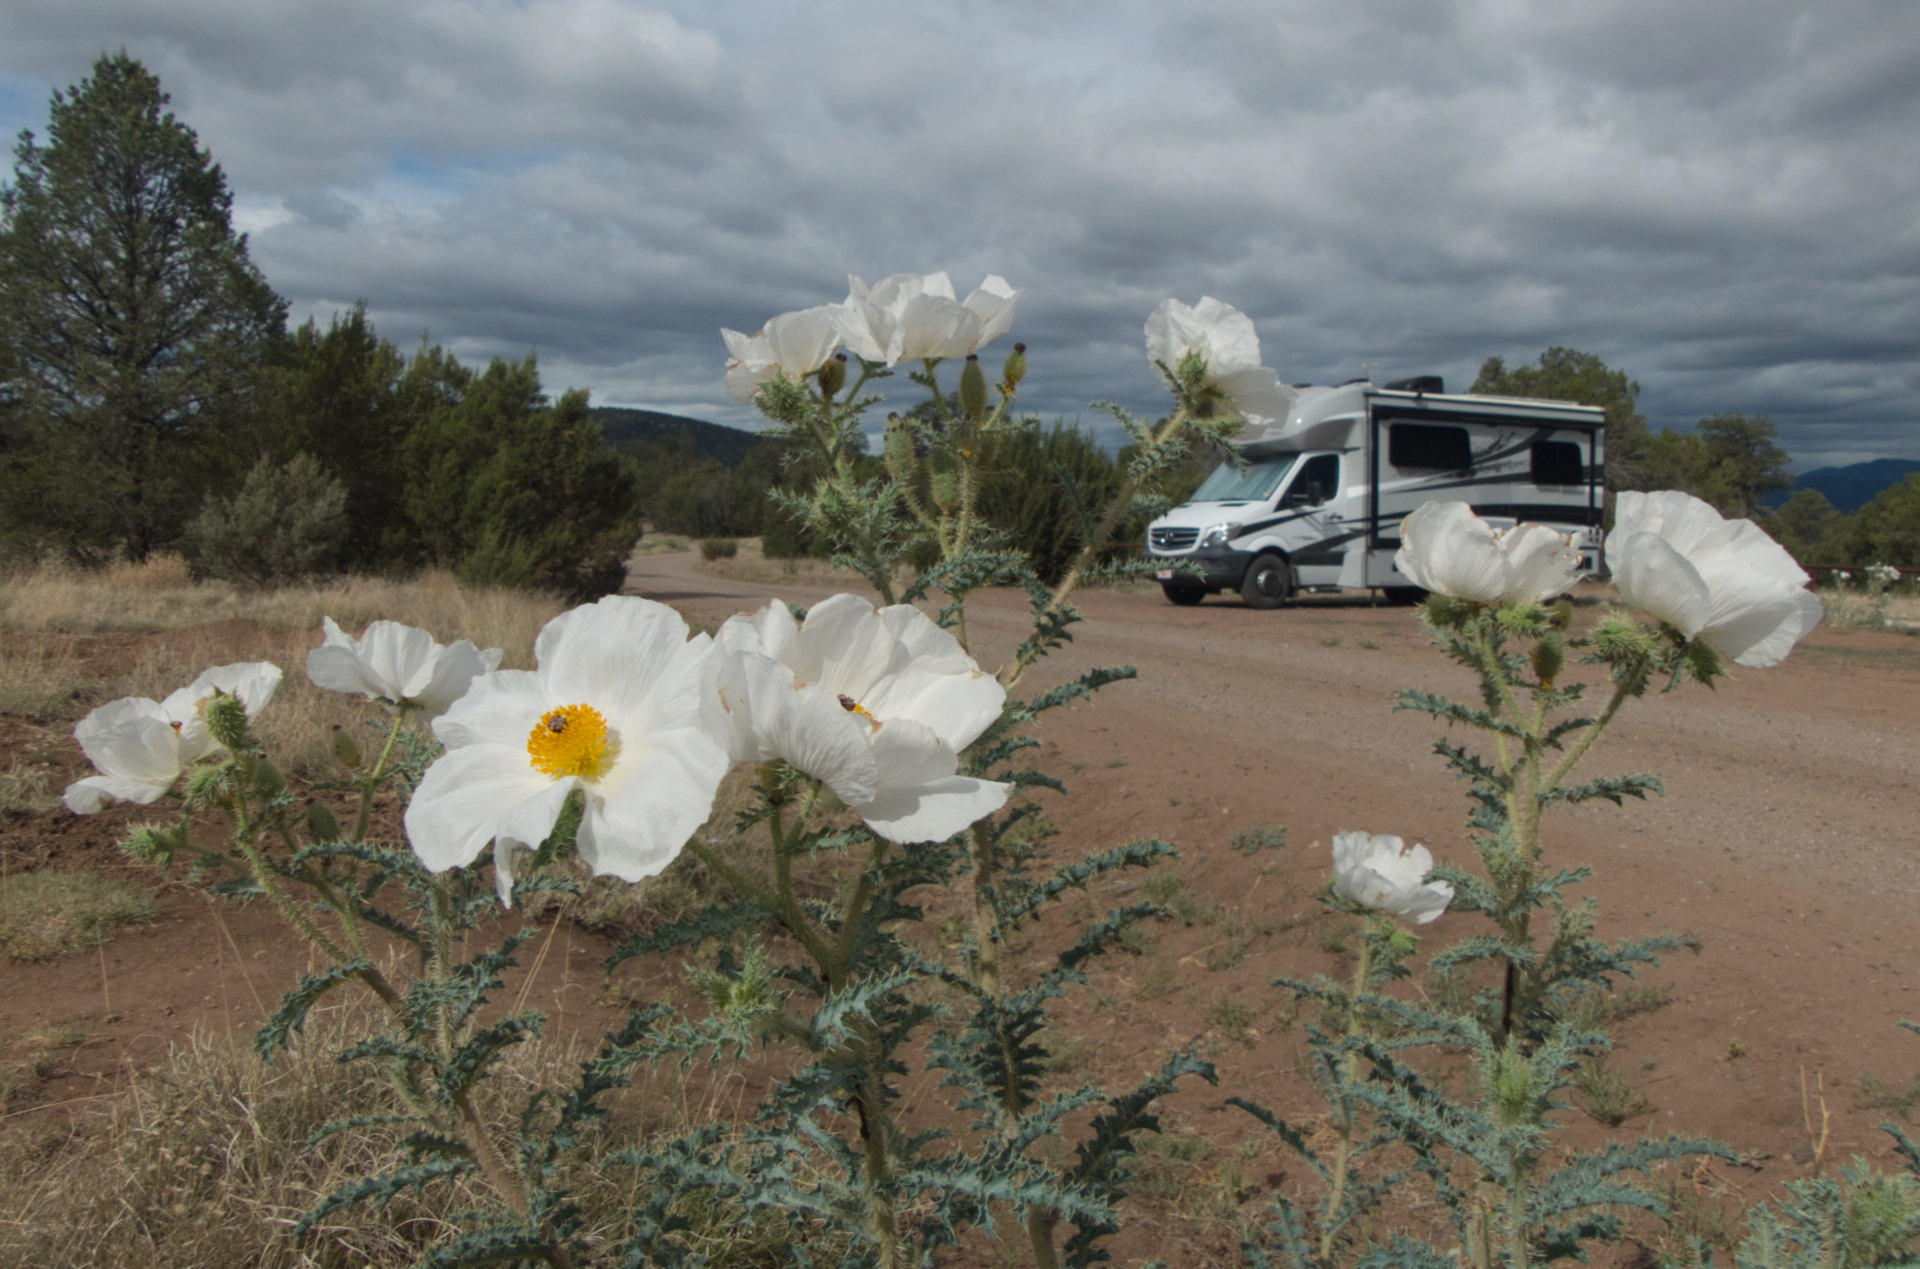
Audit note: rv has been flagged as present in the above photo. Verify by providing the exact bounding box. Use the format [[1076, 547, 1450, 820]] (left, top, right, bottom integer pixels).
[[1144, 377, 1606, 607]]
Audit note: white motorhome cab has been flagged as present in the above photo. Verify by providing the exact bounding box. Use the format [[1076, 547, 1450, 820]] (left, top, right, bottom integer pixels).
[[1144, 377, 1606, 607]]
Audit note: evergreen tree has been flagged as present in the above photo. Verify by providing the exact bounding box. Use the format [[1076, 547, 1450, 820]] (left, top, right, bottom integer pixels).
[[0, 53, 286, 559]]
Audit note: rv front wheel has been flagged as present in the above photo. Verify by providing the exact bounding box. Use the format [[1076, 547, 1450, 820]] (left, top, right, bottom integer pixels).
[[1240, 554, 1292, 610], [1162, 582, 1205, 606]]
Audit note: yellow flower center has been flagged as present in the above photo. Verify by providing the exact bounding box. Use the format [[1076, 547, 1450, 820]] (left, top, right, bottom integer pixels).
[[526, 704, 616, 780], [838, 693, 879, 728]]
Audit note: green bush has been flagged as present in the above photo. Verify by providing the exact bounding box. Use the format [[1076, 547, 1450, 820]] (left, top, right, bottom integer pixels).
[[698, 537, 738, 561], [184, 453, 347, 586]]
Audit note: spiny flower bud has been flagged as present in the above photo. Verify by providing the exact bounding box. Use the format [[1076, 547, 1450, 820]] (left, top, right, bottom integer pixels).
[[330, 724, 362, 769], [1530, 630, 1565, 687], [930, 470, 959, 513], [203, 691, 249, 752], [306, 799, 342, 842], [1548, 598, 1574, 631], [1001, 342, 1027, 390], [883, 415, 915, 482], [120, 823, 174, 867], [183, 763, 228, 809], [959, 354, 988, 419], [817, 351, 847, 399], [251, 757, 285, 798]]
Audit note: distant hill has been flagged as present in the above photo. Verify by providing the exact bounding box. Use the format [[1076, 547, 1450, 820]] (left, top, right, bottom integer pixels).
[[1765, 458, 1920, 514], [591, 407, 762, 469]]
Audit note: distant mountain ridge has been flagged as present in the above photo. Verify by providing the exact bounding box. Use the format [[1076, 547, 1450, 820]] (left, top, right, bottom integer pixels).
[[590, 407, 761, 468], [1770, 458, 1920, 514]]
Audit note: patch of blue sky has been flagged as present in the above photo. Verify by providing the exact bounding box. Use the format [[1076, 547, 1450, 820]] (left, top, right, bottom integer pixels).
[[0, 72, 48, 145]]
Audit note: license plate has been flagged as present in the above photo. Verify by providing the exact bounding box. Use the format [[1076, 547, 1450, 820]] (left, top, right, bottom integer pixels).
[[1154, 569, 1173, 580]]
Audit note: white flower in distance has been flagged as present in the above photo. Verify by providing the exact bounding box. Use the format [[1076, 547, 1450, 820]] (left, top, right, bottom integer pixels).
[[1144, 296, 1298, 424], [403, 596, 728, 903], [707, 594, 1009, 843], [1394, 502, 1582, 605], [721, 304, 846, 404], [1607, 490, 1824, 668], [838, 272, 1020, 365], [306, 617, 503, 717], [63, 662, 283, 813], [1331, 831, 1453, 925]]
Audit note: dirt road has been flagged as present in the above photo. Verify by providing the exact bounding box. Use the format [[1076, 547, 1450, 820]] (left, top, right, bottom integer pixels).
[[633, 549, 1920, 1178]]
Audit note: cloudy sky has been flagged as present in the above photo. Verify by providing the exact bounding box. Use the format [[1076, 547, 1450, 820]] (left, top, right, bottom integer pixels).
[[3, 0, 1917, 468]]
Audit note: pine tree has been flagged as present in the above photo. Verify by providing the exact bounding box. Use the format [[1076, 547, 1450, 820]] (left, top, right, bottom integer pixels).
[[0, 52, 285, 558]]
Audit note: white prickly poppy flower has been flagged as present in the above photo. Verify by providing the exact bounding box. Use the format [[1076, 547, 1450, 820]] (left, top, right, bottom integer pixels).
[[1144, 296, 1298, 424], [63, 661, 283, 813], [1607, 490, 1823, 668], [403, 596, 728, 904], [706, 594, 1009, 843], [1331, 831, 1453, 925], [839, 272, 1021, 365], [306, 617, 503, 717], [720, 304, 845, 403], [1394, 502, 1582, 605]]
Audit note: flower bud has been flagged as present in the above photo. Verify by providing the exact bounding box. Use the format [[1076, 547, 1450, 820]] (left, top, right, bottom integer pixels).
[[183, 764, 229, 809], [1530, 630, 1564, 687], [930, 470, 959, 513], [1001, 342, 1027, 390], [330, 724, 362, 769], [883, 415, 915, 482], [251, 757, 284, 798], [959, 354, 988, 419], [817, 352, 847, 399], [203, 691, 249, 751], [120, 823, 175, 868], [1548, 598, 1574, 631], [306, 799, 342, 842]]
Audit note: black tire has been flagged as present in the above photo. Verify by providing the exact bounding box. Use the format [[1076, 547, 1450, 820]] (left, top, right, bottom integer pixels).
[[1162, 582, 1205, 606], [1240, 554, 1292, 609], [1383, 586, 1427, 605]]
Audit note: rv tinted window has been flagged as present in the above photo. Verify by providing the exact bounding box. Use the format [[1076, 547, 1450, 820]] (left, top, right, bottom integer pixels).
[[1531, 440, 1584, 485], [1389, 424, 1471, 470], [1190, 455, 1297, 502]]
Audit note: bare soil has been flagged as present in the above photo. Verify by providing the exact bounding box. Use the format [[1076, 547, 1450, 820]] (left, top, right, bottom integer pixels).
[[3, 549, 1917, 1266]]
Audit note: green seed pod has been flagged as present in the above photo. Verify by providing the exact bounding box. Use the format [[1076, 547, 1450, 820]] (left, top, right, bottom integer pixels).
[[183, 764, 228, 809], [958, 354, 988, 419], [930, 470, 959, 513], [883, 415, 914, 482], [817, 352, 847, 399], [203, 691, 249, 751], [1001, 342, 1027, 390], [1530, 630, 1565, 687], [1549, 597, 1574, 631], [330, 724, 362, 769], [306, 799, 342, 842]]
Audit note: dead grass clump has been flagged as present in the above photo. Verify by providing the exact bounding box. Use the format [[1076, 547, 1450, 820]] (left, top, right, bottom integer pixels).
[[0, 638, 92, 719], [0, 762, 59, 816], [0, 870, 156, 961], [0, 995, 804, 1268]]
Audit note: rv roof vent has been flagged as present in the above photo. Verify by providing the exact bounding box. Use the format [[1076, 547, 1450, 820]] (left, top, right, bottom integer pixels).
[[1384, 375, 1444, 394]]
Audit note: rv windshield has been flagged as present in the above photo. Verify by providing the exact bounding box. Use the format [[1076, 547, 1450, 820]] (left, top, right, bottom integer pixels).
[[1188, 455, 1297, 503]]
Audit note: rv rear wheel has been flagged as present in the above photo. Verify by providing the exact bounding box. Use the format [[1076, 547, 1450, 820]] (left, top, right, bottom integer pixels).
[[1240, 554, 1292, 610], [1162, 582, 1205, 606], [1384, 586, 1426, 605]]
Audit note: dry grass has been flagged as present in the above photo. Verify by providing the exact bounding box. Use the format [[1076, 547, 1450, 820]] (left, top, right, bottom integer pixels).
[[0, 558, 570, 775], [0, 762, 59, 816], [0, 870, 156, 961], [691, 537, 908, 591], [1816, 584, 1920, 633], [0, 994, 800, 1268]]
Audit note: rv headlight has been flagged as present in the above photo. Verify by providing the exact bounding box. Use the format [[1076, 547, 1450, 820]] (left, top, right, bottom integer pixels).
[[1199, 523, 1231, 548]]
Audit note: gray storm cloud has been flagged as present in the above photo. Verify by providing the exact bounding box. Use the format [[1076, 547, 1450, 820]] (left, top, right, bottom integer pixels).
[[1, 0, 1915, 466]]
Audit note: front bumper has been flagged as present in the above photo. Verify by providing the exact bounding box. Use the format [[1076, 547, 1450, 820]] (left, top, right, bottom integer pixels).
[[1144, 545, 1249, 589]]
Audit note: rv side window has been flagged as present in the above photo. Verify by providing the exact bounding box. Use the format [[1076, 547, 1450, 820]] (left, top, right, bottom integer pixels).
[[1389, 424, 1471, 470], [1283, 454, 1340, 507], [1530, 440, 1584, 485]]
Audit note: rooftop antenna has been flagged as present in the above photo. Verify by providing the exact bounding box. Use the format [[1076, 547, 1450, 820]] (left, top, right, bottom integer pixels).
[[1360, 361, 1377, 383]]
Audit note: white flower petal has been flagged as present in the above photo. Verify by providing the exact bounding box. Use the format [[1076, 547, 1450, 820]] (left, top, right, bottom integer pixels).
[[306, 644, 391, 700], [1610, 530, 1713, 638], [1330, 831, 1452, 924], [1700, 583, 1825, 668], [789, 593, 898, 700], [165, 661, 282, 755], [764, 304, 844, 378], [1396, 502, 1509, 604], [409, 639, 495, 716], [961, 275, 1020, 347], [893, 293, 985, 362], [432, 669, 552, 751], [404, 745, 557, 872], [863, 606, 1003, 751], [539, 596, 706, 731], [64, 772, 170, 814], [1501, 523, 1582, 602], [1213, 364, 1298, 424], [859, 717, 1008, 842], [718, 652, 880, 804], [583, 729, 730, 881], [74, 696, 168, 748]]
